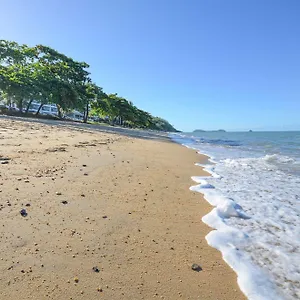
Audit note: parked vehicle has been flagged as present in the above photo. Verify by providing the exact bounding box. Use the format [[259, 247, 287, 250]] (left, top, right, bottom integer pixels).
[[28, 102, 58, 116], [65, 110, 84, 121]]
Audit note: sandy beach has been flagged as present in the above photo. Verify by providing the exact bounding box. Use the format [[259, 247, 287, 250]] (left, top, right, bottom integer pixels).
[[0, 117, 245, 300]]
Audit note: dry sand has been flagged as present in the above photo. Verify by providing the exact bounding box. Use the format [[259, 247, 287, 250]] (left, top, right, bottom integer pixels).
[[0, 118, 245, 299]]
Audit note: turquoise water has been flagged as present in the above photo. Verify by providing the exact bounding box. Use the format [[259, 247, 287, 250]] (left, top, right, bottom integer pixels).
[[179, 131, 300, 175], [172, 131, 300, 300]]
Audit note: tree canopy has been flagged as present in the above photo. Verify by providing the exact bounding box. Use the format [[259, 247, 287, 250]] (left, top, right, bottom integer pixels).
[[0, 39, 177, 132]]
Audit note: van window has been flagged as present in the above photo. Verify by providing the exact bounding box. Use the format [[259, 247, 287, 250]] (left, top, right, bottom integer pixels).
[[42, 106, 50, 112], [30, 104, 40, 110]]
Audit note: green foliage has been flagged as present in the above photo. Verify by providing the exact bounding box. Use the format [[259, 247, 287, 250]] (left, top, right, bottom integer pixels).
[[0, 39, 177, 131], [150, 117, 177, 132]]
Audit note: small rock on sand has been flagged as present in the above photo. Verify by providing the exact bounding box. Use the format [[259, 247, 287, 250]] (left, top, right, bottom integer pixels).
[[20, 209, 27, 217], [92, 266, 100, 273], [0, 157, 10, 164], [0, 157, 10, 161], [191, 264, 202, 272]]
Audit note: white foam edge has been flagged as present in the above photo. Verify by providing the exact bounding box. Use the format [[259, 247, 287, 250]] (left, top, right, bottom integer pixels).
[[191, 168, 281, 300]]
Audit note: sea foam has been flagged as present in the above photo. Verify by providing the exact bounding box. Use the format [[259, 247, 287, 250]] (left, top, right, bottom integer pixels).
[[171, 133, 300, 300]]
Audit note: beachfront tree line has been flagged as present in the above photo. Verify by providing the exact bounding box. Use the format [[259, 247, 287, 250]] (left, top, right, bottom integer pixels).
[[0, 40, 177, 132]]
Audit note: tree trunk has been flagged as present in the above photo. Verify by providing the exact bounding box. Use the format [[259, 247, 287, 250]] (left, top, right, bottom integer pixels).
[[17, 99, 23, 113], [83, 102, 89, 123], [25, 99, 34, 114], [56, 104, 63, 119], [36, 104, 43, 116]]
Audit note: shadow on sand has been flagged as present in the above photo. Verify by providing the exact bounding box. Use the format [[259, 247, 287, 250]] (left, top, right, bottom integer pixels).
[[0, 115, 173, 143]]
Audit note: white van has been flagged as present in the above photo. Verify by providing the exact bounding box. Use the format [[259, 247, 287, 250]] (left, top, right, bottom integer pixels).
[[28, 102, 58, 116]]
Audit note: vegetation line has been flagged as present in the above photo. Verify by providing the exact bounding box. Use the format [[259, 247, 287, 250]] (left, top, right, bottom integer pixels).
[[0, 40, 177, 132]]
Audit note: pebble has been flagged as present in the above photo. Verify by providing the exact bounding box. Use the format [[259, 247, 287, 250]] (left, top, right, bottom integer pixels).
[[20, 209, 27, 217], [92, 266, 100, 273], [0, 157, 10, 162], [61, 201, 68, 205], [191, 263, 202, 272]]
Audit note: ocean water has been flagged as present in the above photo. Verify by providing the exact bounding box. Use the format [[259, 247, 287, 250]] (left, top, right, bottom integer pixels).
[[171, 131, 300, 300]]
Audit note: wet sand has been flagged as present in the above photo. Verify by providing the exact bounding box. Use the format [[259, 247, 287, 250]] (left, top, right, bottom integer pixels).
[[0, 118, 245, 299]]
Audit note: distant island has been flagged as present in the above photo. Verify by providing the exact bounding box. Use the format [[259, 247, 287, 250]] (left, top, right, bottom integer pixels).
[[193, 129, 226, 133]]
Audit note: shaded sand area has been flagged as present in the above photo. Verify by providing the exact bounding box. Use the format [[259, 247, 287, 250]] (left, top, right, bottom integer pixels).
[[0, 118, 245, 299]]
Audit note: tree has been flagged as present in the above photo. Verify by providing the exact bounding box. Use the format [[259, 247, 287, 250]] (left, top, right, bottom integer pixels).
[[81, 83, 108, 122], [0, 40, 39, 112], [0, 39, 178, 131], [35, 45, 90, 118]]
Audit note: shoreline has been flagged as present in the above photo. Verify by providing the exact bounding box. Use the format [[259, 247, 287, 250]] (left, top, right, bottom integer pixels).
[[174, 134, 295, 300], [0, 118, 245, 299]]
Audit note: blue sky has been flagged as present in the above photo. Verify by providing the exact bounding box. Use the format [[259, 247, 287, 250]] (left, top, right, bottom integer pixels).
[[1, 0, 300, 131]]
